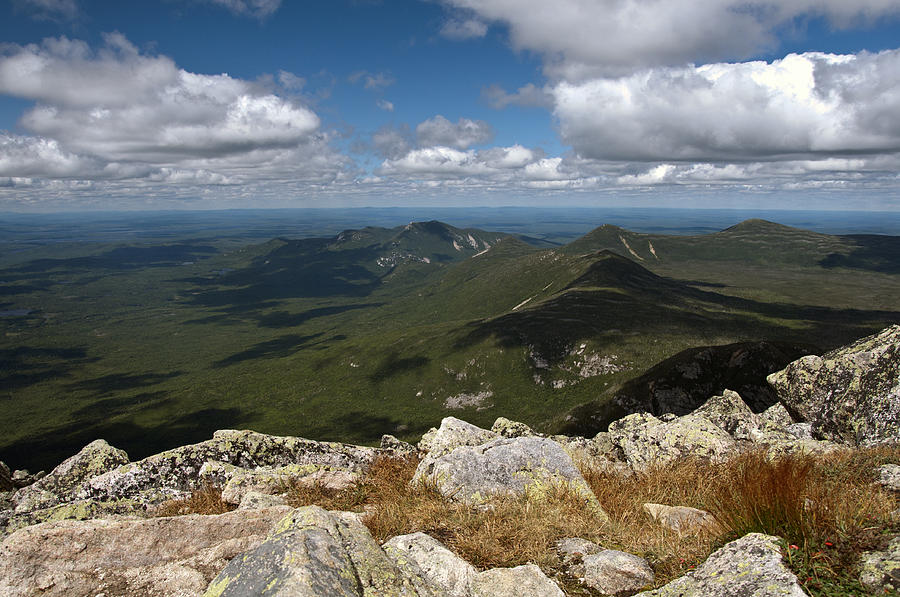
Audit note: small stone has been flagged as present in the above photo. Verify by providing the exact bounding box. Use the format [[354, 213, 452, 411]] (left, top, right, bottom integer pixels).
[[643, 503, 719, 535], [583, 549, 655, 594], [472, 564, 564, 597], [491, 417, 536, 438], [877, 464, 900, 492]]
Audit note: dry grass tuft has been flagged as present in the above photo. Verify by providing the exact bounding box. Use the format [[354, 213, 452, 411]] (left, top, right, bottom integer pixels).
[[154, 483, 236, 517]]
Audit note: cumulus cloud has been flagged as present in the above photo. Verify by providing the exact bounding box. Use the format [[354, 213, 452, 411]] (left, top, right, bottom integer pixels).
[[552, 50, 900, 162], [376, 98, 394, 111], [372, 124, 412, 159], [0, 34, 354, 201], [415, 115, 494, 149], [440, 0, 900, 78], [203, 0, 281, 19], [440, 18, 488, 40]]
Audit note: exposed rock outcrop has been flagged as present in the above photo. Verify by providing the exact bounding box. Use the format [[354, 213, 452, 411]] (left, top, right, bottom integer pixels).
[[607, 413, 738, 471], [635, 533, 806, 596], [768, 324, 900, 445], [383, 532, 477, 597], [582, 549, 655, 595], [0, 506, 291, 597], [12, 439, 129, 513], [204, 506, 434, 596], [643, 503, 718, 536], [79, 429, 378, 505], [418, 416, 499, 458], [878, 464, 900, 492], [860, 535, 900, 593], [413, 434, 604, 516]]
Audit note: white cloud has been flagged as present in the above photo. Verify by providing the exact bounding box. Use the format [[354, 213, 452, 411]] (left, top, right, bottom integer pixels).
[[552, 50, 900, 162], [203, 0, 281, 19], [372, 124, 412, 159], [376, 98, 394, 112], [415, 115, 494, 149], [0, 34, 354, 202], [277, 70, 306, 91], [440, 18, 488, 40], [440, 0, 900, 78], [482, 83, 553, 109]]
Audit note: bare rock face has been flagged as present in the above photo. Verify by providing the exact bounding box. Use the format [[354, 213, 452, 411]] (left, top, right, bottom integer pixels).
[[0, 506, 291, 597], [204, 506, 436, 596], [692, 390, 757, 440], [412, 436, 605, 519], [860, 535, 900, 593], [79, 430, 378, 505], [878, 464, 900, 492], [472, 564, 564, 597], [643, 503, 718, 536], [582, 549, 655, 595], [12, 439, 129, 514], [635, 533, 806, 596], [608, 413, 738, 472], [383, 532, 477, 597], [418, 417, 499, 458], [768, 325, 900, 446]]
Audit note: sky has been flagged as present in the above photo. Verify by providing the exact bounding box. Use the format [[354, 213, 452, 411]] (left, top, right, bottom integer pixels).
[[1, 0, 900, 211]]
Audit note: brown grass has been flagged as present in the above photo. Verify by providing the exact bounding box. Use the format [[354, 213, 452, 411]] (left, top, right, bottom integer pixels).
[[154, 483, 236, 517]]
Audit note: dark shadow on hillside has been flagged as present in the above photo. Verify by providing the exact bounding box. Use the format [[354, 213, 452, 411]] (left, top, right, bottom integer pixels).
[[66, 371, 183, 396], [213, 333, 323, 367], [256, 304, 383, 328], [369, 352, 430, 382], [72, 391, 173, 420], [305, 411, 433, 446], [0, 346, 98, 390], [0, 282, 54, 296], [819, 234, 900, 274], [9, 244, 218, 275], [0, 407, 249, 473], [455, 253, 900, 365]]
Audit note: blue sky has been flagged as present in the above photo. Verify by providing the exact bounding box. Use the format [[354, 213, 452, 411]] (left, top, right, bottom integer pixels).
[[1, 0, 899, 211]]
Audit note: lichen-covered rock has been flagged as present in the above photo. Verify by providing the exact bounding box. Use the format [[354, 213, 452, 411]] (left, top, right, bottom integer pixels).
[[582, 549, 655, 595], [860, 535, 900, 593], [643, 503, 718, 536], [412, 436, 606, 518], [2, 498, 142, 538], [12, 440, 129, 514], [609, 413, 738, 472], [238, 491, 287, 510], [555, 537, 603, 577], [692, 389, 757, 440], [762, 438, 843, 459], [472, 564, 564, 597], [767, 325, 900, 445], [381, 434, 418, 457], [0, 505, 291, 597], [635, 533, 806, 596], [418, 417, 499, 458], [204, 506, 436, 596], [878, 464, 900, 492], [199, 461, 358, 505], [383, 532, 476, 597], [79, 430, 378, 505], [0, 462, 12, 492], [758, 403, 796, 428], [491, 417, 537, 438]]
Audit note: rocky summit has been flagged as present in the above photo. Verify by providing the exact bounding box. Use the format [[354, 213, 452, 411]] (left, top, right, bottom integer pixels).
[[1, 326, 899, 596]]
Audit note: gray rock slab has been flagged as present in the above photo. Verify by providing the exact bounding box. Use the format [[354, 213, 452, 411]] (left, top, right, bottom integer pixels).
[[0, 506, 291, 597], [472, 564, 564, 597], [767, 324, 900, 446], [643, 503, 719, 535], [383, 532, 476, 597], [13, 439, 129, 514], [412, 436, 606, 519], [79, 430, 378, 505], [878, 464, 900, 492], [204, 506, 436, 597], [692, 389, 757, 438], [418, 417, 499, 458], [635, 533, 807, 596], [860, 535, 900, 593], [583, 549, 655, 595]]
